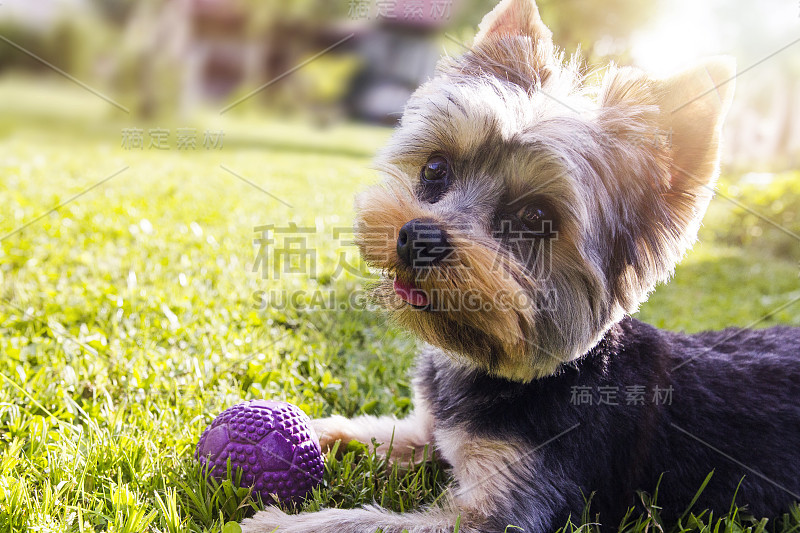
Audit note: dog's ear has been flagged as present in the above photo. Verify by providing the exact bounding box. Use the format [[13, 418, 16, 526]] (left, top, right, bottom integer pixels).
[[654, 57, 736, 193], [475, 0, 553, 46], [602, 57, 735, 227], [603, 57, 735, 194], [471, 0, 555, 85]]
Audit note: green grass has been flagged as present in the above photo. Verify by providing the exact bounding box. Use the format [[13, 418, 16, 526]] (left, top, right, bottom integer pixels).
[[0, 76, 798, 532]]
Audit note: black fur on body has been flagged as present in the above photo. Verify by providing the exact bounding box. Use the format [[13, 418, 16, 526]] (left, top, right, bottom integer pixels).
[[417, 317, 800, 530]]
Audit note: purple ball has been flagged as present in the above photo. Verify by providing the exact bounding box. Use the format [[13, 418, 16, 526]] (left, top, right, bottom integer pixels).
[[196, 400, 324, 504]]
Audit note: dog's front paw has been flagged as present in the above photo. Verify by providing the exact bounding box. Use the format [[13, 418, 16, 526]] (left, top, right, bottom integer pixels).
[[239, 506, 291, 533]]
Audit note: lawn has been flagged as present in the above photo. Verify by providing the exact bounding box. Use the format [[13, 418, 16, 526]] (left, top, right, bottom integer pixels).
[[0, 76, 798, 532]]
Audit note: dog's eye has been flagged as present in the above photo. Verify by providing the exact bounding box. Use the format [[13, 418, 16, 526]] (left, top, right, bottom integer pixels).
[[421, 156, 450, 183], [517, 205, 557, 237]]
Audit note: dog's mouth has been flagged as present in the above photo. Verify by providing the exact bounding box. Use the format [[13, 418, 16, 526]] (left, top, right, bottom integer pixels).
[[393, 276, 429, 309]]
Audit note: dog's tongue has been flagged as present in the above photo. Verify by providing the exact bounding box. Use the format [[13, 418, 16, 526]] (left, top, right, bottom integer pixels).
[[393, 277, 428, 307]]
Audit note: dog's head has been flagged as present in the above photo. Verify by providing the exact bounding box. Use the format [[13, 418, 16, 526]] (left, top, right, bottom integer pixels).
[[354, 0, 735, 382]]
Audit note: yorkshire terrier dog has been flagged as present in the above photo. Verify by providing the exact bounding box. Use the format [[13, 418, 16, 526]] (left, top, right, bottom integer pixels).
[[242, 0, 800, 531]]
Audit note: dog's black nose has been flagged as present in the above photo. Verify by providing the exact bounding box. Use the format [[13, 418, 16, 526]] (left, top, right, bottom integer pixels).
[[397, 218, 451, 268]]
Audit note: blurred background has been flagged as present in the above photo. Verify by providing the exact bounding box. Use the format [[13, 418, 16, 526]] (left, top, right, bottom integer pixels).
[[0, 0, 798, 169]]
